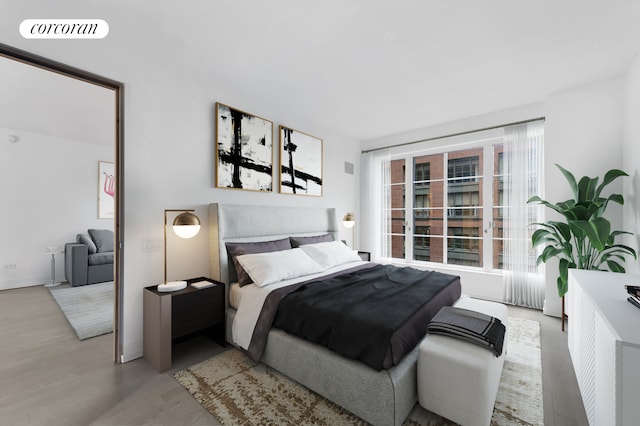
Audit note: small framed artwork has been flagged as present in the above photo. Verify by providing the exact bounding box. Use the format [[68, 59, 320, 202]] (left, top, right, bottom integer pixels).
[[279, 125, 323, 196], [215, 102, 274, 191], [98, 161, 115, 219]]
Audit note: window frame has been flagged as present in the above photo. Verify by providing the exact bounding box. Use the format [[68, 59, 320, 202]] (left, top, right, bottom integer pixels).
[[384, 129, 506, 272]]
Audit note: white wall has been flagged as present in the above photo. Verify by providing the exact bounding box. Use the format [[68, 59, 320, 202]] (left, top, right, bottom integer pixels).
[[0, 128, 113, 289], [361, 103, 545, 153], [623, 52, 640, 275], [543, 77, 625, 316], [0, 4, 360, 362]]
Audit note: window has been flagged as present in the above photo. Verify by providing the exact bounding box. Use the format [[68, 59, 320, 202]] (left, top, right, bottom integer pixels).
[[415, 162, 430, 182], [448, 156, 478, 182], [414, 162, 431, 219], [493, 149, 505, 269], [414, 225, 431, 261], [447, 226, 481, 267], [389, 159, 406, 259], [446, 151, 482, 266], [381, 124, 543, 271]]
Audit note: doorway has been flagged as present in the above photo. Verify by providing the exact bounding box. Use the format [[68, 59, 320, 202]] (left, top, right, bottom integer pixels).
[[0, 43, 123, 362]]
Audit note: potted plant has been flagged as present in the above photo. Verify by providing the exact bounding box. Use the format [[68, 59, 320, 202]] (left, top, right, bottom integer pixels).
[[528, 164, 636, 299]]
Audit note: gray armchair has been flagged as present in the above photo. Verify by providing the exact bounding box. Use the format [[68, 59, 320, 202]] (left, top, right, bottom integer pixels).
[[64, 229, 114, 286]]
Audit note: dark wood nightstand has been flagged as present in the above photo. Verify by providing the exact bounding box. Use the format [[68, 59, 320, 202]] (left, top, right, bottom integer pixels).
[[358, 251, 371, 261], [143, 277, 225, 372]]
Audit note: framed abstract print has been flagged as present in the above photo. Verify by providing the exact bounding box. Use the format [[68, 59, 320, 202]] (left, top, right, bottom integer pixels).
[[279, 125, 323, 196], [216, 102, 274, 191], [98, 161, 115, 219]]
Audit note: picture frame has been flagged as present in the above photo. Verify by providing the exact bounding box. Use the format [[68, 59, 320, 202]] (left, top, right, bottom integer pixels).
[[98, 161, 115, 219], [215, 102, 274, 191], [279, 125, 323, 196]]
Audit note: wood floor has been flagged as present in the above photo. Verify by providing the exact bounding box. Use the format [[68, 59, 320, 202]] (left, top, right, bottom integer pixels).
[[0, 285, 588, 425]]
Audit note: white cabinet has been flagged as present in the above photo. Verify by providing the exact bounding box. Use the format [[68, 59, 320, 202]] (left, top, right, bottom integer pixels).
[[567, 270, 640, 426]]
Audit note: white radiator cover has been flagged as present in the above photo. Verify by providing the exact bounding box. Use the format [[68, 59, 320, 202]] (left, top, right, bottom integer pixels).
[[567, 270, 640, 426]]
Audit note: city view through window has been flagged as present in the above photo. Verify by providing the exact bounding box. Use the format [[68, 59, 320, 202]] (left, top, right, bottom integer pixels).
[[388, 145, 508, 269]]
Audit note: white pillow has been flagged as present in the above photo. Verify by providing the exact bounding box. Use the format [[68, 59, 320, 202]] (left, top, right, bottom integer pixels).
[[235, 248, 324, 287], [299, 241, 362, 269]]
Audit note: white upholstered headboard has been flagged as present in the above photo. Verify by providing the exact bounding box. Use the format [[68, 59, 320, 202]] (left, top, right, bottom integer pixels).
[[209, 203, 338, 284]]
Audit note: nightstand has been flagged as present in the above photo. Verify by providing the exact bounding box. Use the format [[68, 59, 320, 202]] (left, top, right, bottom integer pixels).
[[358, 251, 371, 261], [143, 277, 225, 372]]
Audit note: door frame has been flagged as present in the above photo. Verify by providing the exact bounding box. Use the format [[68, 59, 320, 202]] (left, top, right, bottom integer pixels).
[[0, 43, 125, 363]]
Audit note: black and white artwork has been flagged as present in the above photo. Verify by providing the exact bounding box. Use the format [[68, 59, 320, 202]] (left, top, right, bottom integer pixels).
[[279, 125, 323, 196], [216, 103, 273, 191]]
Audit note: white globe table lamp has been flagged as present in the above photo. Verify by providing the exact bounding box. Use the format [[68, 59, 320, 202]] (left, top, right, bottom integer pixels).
[[158, 209, 200, 292], [342, 212, 356, 248]]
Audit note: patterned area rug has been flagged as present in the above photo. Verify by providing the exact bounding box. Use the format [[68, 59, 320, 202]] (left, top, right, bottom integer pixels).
[[48, 281, 114, 340], [175, 317, 543, 425]]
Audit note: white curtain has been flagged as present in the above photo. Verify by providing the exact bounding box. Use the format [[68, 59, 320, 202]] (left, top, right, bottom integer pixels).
[[503, 121, 545, 309], [361, 149, 391, 262]]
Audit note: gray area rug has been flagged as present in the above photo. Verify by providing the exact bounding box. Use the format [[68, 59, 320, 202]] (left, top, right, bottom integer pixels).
[[48, 282, 114, 340], [175, 316, 543, 425]]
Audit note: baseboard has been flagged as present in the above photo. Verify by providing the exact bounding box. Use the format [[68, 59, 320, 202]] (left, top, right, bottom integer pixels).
[[543, 298, 562, 318], [0, 275, 51, 290]]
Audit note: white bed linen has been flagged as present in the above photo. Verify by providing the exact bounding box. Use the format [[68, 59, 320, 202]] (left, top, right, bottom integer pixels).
[[229, 282, 242, 309], [232, 260, 368, 350], [236, 248, 324, 287]]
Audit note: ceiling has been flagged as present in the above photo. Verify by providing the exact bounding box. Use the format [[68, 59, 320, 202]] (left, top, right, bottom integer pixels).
[[3, 1, 640, 144], [0, 56, 115, 146], [131, 0, 640, 141]]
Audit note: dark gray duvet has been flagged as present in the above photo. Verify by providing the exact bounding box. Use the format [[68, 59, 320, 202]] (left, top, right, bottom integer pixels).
[[247, 263, 461, 370]]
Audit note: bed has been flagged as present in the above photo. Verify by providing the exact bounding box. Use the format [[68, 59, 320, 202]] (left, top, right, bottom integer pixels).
[[208, 203, 461, 426]]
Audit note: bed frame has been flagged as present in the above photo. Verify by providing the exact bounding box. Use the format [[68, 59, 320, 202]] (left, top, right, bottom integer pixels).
[[209, 203, 419, 426]]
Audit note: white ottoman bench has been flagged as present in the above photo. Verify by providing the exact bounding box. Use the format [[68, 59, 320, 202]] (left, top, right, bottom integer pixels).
[[417, 295, 508, 426]]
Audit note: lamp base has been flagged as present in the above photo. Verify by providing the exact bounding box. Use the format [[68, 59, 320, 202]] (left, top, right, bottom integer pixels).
[[157, 280, 187, 292]]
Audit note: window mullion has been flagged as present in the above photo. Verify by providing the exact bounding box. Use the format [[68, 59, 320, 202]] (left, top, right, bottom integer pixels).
[[442, 152, 448, 265], [405, 154, 414, 261], [482, 140, 494, 271]]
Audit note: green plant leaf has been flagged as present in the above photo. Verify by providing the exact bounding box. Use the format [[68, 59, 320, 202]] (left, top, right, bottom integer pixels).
[[607, 253, 626, 261], [595, 169, 628, 198], [530, 223, 574, 259], [550, 221, 572, 242], [607, 260, 626, 273], [597, 194, 625, 218], [565, 205, 591, 221], [539, 245, 563, 263], [527, 197, 564, 215], [607, 193, 624, 206], [598, 252, 625, 265], [556, 200, 576, 213], [589, 217, 611, 250], [606, 230, 633, 245], [606, 243, 637, 259], [557, 276, 567, 298], [585, 203, 601, 218], [557, 258, 574, 297], [568, 220, 588, 239], [577, 176, 599, 204], [531, 228, 554, 247], [570, 217, 611, 251], [556, 164, 578, 200], [610, 230, 633, 238]]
